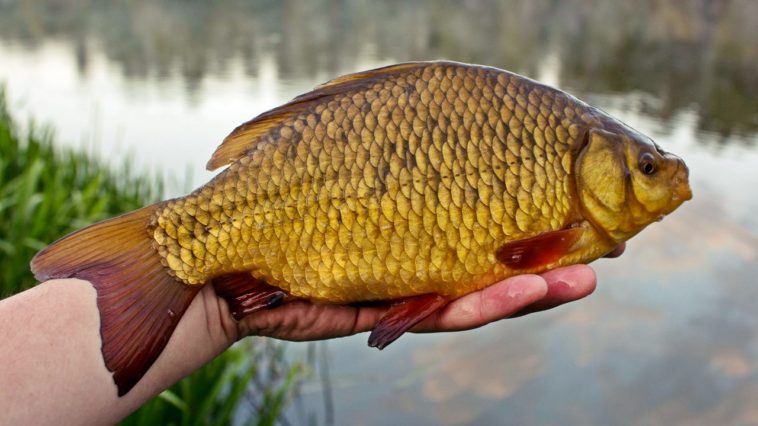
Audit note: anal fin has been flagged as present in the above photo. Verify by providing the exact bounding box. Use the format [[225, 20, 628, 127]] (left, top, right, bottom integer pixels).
[[212, 273, 287, 320], [368, 294, 447, 350]]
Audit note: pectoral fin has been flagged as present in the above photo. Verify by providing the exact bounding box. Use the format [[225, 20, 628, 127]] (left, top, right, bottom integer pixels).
[[368, 294, 447, 350], [495, 227, 584, 270]]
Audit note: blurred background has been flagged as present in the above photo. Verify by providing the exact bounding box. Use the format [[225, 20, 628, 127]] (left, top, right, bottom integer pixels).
[[1, 0, 756, 424]]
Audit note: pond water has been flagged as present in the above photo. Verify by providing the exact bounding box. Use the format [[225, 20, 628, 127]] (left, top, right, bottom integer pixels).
[[2, 1, 757, 424]]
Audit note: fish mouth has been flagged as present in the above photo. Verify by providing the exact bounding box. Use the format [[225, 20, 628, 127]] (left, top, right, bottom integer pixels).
[[670, 157, 692, 204]]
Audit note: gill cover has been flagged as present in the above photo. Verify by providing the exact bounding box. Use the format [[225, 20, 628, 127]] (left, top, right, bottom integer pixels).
[[577, 129, 627, 209], [575, 128, 630, 243]]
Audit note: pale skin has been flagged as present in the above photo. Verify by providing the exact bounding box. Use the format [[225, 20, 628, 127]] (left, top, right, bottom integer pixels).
[[0, 244, 623, 425]]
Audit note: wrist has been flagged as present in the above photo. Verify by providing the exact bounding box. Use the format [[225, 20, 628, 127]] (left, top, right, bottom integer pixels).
[[192, 285, 243, 349]]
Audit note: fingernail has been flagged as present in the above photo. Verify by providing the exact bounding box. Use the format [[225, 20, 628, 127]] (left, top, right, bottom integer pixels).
[[552, 279, 575, 289]]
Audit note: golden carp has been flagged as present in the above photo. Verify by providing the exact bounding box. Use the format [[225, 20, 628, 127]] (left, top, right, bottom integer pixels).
[[31, 61, 691, 395]]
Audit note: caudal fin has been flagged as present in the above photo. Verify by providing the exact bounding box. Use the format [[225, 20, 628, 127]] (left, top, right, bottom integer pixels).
[[31, 205, 199, 396]]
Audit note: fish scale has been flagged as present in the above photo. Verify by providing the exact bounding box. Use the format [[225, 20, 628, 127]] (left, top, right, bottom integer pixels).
[[151, 62, 590, 301]]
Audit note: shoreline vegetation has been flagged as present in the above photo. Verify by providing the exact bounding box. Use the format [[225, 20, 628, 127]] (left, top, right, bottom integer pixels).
[[0, 86, 299, 425]]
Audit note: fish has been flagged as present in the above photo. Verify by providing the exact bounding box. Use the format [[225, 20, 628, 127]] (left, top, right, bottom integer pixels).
[[31, 61, 692, 395]]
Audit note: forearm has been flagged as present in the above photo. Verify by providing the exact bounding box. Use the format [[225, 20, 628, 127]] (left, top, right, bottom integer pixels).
[[0, 264, 600, 423], [0, 279, 233, 425]]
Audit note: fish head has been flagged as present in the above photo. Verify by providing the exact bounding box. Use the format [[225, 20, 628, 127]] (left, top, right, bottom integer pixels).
[[576, 127, 692, 243]]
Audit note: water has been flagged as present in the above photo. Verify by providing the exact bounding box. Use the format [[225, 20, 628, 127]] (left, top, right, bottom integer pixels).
[[2, 1, 756, 424]]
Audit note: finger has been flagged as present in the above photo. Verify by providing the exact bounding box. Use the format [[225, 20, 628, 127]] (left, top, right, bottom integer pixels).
[[412, 274, 548, 332], [603, 242, 626, 258], [239, 300, 389, 341], [511, 264, 596, 317]]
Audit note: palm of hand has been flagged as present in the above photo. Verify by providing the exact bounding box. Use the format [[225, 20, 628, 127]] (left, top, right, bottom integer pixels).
[[205, 262, 604, 344]]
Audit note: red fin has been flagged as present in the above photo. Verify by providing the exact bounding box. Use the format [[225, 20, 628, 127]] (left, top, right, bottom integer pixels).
[[31, 205, 199, 396], [213, 273, 287, 320], [495, 227, 583, 270], [368, 294, 447, 350]]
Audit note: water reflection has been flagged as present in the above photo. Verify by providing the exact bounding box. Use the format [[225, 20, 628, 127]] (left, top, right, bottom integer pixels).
[[1, 0, 756, 139], [1, 1, 757, 425]]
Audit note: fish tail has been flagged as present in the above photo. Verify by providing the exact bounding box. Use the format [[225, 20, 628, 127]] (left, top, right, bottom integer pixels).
[[31, 204, 199, 396]]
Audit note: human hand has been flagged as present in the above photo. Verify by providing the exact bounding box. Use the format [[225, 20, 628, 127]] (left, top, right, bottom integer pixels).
[[204, 243, 624, 345], [0, 243, 624, 425]]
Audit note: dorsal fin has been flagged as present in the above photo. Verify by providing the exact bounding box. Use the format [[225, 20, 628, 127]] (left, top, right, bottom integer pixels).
[[312, 61, 425, 90], [206, 61, 436, 171]]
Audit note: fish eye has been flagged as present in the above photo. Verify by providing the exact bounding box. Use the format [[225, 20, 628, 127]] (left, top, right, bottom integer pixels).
[[639, 152, 656, 175]]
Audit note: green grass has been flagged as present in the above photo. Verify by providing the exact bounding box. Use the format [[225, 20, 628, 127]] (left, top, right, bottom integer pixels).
[[0, 91, 162, 297], [0, 86, 299, 425], [123, 338, 301, 426]]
